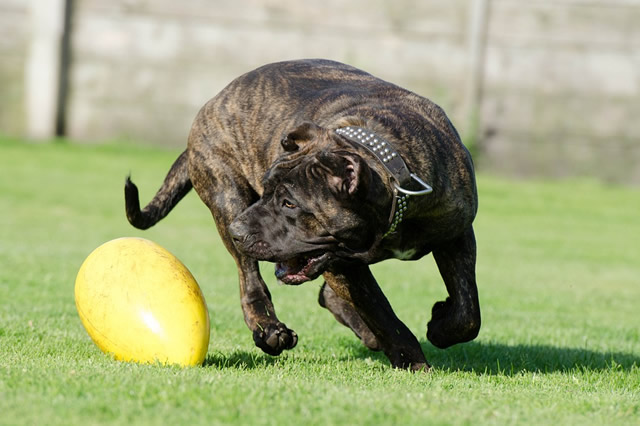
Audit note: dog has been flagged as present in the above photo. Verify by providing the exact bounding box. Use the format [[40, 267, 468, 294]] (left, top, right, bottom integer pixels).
[[125, 59, 480, 371]]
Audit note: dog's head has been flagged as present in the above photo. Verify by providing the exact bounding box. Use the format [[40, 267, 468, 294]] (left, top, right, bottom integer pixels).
[[229, 122, 391, 284]]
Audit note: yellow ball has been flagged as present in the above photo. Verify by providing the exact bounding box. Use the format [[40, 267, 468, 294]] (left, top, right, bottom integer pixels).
[[75, 237, 210, 366]]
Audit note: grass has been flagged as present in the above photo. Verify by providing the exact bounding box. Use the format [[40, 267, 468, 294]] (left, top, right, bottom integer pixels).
[[1, 138, 639, 425]]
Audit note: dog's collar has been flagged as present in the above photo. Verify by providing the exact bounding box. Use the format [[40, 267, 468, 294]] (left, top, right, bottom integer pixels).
[[336, 127, 412, 185], [335, 126, 433, 239]]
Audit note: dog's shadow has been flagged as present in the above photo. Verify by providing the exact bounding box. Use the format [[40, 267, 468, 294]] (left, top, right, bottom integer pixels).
[[204, 341, 639, 374], [204, 350, 279, 370], [349, 340, 639, 374]]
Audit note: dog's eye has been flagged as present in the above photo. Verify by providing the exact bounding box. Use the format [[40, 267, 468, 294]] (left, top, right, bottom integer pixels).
[[282, 199, 297, 209]]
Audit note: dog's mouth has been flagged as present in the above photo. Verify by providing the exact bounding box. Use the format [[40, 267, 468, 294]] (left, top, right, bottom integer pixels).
[[275, 252, 330, 285]]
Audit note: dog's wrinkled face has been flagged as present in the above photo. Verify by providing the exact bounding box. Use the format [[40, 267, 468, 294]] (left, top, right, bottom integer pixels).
[[229, 123, 389, 284]]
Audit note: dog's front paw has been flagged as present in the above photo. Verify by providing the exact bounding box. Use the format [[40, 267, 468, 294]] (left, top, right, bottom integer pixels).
[[427, 298, 480, 349], [253, 322, 298, 356]]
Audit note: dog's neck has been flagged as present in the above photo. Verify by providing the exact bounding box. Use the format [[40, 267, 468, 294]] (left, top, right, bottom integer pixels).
[[335, 126, 429, 239], [335, 127, 412, 185]]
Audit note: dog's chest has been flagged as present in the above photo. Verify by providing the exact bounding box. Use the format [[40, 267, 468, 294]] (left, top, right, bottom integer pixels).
[[383, 226, 436, 261]]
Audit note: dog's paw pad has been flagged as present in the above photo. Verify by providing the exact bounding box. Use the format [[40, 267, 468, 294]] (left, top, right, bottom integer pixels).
[[427, 299, 480, 349], [253, 323, 298, 356]]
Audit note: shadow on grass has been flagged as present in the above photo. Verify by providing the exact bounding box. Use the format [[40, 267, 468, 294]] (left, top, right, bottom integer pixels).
[[341, 340, 639, 374], [203, 350, 278, 370], [201, 341, 638, 374], [426, 341, 640, 374]]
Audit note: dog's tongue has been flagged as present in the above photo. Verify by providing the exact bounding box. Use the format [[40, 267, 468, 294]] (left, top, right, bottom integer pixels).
[[275, 258, 308, 284]]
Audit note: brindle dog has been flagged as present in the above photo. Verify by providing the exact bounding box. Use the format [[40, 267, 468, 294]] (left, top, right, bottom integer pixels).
[[125, 59, 480, 371]]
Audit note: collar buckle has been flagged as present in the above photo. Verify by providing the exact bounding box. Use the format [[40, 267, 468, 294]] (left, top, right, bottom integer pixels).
[[335, 127, 433, 239]]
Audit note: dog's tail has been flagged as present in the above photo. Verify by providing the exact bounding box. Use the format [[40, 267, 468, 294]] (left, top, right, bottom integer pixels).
[[125, 150, 193, 230]]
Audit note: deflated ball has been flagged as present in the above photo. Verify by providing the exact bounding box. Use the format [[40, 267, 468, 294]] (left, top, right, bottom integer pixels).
[[75, 237, 210, 366]]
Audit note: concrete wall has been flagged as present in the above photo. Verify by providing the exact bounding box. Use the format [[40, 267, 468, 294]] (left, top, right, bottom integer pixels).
[[0, 0, 30, 136], [481, 0, 640, 183], [1, 0, 639, 183], [65, 0, 472, 146]]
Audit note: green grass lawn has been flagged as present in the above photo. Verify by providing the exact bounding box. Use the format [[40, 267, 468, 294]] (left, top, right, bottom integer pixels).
[[1, 139, 639, 425]]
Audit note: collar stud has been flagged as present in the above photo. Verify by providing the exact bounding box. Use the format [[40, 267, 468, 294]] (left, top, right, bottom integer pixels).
[[336, 126, 433, 239]]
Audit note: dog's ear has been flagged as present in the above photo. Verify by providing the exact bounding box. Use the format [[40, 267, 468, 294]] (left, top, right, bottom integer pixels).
[[316, 151, 370, 197], [281, 122, 323, 152]]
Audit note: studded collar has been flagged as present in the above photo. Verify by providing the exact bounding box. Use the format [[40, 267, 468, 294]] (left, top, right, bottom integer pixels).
[[335, 126, 433, 239]]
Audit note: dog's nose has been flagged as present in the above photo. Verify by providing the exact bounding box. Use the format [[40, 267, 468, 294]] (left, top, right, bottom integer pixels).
[[228, 220, 248, 245]]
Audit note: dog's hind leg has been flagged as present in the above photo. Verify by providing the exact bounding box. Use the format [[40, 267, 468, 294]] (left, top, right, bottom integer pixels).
[[323, 266, 428, 371], [318, 281, 381, 351], [427, 226, 481, 349]]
